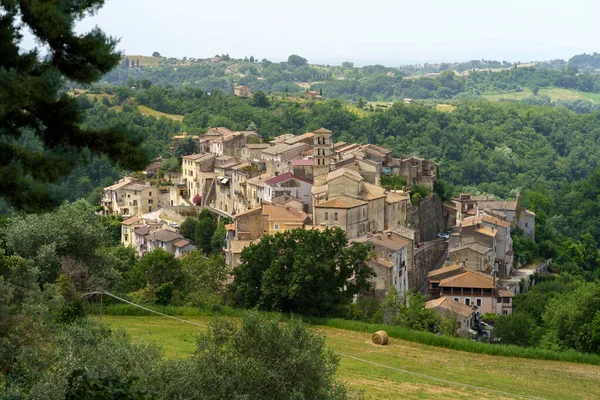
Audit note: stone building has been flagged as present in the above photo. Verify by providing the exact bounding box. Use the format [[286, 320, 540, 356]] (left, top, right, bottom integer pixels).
[[313, 127, 333, 177]]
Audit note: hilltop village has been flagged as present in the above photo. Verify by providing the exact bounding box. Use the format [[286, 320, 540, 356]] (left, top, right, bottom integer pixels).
[[103, 127, 539, 332]]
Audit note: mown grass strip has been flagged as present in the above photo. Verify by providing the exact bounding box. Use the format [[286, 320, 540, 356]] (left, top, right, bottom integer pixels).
[[91, 303, 600, 366]]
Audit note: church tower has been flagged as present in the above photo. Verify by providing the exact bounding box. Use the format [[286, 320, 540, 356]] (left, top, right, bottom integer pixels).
[[313, 127, 332, 177]]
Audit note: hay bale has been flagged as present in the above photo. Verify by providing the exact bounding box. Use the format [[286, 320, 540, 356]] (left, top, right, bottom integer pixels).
[[371, 330, 389, 345]]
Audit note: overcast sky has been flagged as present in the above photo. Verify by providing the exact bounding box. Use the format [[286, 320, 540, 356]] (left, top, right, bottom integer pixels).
[[20, 0, 600, 66]]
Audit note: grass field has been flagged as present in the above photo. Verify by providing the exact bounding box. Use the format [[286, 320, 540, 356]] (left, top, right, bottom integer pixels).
[[137, 105, 184, 121], [482, 87, 600, 103], [436, 104, 457, 112], [124, 55, 164, 67], [100, 315, 600, 400]]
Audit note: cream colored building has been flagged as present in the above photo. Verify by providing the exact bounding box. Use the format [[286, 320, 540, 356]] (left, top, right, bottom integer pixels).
[[425, 297, 475, 333], [102, 179, 158, 217], [313, 196, 368, 239]]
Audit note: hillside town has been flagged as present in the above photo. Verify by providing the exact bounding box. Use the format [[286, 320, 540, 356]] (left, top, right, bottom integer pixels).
[[103, 126, 542, 333]]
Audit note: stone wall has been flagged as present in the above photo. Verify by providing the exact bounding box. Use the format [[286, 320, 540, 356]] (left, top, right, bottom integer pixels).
[[411, 239, 448, 291], [406, 193, 446, 243]]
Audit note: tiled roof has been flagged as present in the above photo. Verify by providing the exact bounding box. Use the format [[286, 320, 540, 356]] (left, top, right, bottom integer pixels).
[[315, 195, 367, 209], [205, 127, 233, 136], [439, 271, 496, 289], [292, 159, 314, 166], [481, 214, 511, 228], [326, 167, 363, 183], [284, 132, 314, 145], [182, 153, 210, 161], [311, 184, 328, 195], [481, 201, 517, 212], [123, 182, 151, 192], [247, 173, 273, 187], [314, 127, 332, 134], [361, 182, 386, 200], [244, 144, 270, 149], [225, 223, 235, 231], [262, 203, 307, 222], [122, 216, 142, 225], [105, 179, 132, 191], [474, 226, 496, 237], [358, 232, 409, 251], [497, 289, 514, 298], [264, 172, 312, 186], [386, 191, 409, 203], [173, 239, 192, 248], [234, 207, 262, 218], [449, 242, 492, 255], [427, 264, 463, 279], [151, 229, 183, 243], [426, 297, 474, 318]]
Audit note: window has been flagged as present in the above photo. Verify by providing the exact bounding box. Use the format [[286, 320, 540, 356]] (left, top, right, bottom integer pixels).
[[274, 224, 279, 230], [123, 227, 128, 233], [133, 200, 138, 206], [476, 298, 482, 307], [503, 297, 511, 304], [334, 212, 338, 221], [525, 223, 528, 227], [453, 297, 459, 302], [502, 310, 509, 315], [362, 207, 366, 217], [148, 199, 153, 204], [148, 191, 152, 196], [465, 298, 471, 306], [324, 212, 329, 221]]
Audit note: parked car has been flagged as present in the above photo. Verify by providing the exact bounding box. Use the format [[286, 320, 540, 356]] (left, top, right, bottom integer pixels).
[[437, 232, 449, 240]]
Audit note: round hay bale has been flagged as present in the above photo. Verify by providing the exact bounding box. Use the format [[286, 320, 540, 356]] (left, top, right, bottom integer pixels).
[[371, 330, 389, 345]]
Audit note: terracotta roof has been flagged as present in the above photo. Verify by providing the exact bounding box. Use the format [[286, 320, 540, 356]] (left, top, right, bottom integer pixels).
[[264, 172, 312, 186], [313, 127, 332, 134], [205, 127, 233, 136], [105, 179, 132, 191], [450, 242, 492, 255], [173, 239, 192, 248], [234, 207, 262, 218], [123, 182, 151, 192], [262, 203, 307, 222], [386, 191, 409, 203], [284, 132, 314, 145], [247, 173, 273, 187], [481, 214, 511, 228], [439, 271, 495, 289], [474, 226, 496, 237], [326, 167, 363, 183], [292, 159, 314, 166], [497, 289, 514, 298], [151, 229, 183, 243], [122, 216, 142, 225], [481, 201, 517, 212], [244, 144, 270, 149], [225, 223, 235, 231], [311, 184, 329, 195], [354, 232, 408, 251], [427, 264, 463, 279], [182, 153, 212, 161], [361, 182, 386, 200], [315, 195, 367, 209], [426, 297, 474, 318]]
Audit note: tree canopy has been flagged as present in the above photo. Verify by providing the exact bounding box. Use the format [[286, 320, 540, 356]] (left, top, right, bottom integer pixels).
[[231, 228, 374, 316], [0, 0, 148, 211]]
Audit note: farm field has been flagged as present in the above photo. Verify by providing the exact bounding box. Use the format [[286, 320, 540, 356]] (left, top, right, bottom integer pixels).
[[137, 105, 184, 121], [482, 87, 600, 103], [100, 315, 600, 400], [123, 55, 164, 67]]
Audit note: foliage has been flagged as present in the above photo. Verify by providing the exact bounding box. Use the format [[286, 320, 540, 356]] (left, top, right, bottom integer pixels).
[[409, 184, 429, 206], [147, 312, 354, 399], [181, 252, 229, 295], [195, 210, 217, 254], [0, 0, 148, 211], [380, 174, 406, 189], [126, 249, 183, 294], [383, 289, 441, 333], [65, 369, 153, 400], [231, 228, 374, 316], [173, 136, 199, 159], [179, 216, 197, 241]]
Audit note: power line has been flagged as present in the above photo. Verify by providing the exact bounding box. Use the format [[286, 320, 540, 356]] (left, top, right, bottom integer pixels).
[[102, 291, 209, 328], [98, 292, 546, 399]]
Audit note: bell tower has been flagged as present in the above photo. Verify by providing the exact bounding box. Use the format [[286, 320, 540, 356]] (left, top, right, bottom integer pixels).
[[313, 127, 332, 177]]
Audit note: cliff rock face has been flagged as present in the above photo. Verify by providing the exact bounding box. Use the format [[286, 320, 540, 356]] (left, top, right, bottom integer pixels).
[[406, 193, 446, 243]]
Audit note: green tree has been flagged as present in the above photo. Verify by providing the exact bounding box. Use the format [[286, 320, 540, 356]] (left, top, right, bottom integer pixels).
[[127, 249, 182, 291], [140, 78, 152, 89], [232, 228, 374, 316], [195, 213, 216, 255], [179, 216, 198, 241], [383, 289, 441, 333], [149, 313, 353, 399], [210, 221, 226, 252], [182, 252, 229, 294], [0, 1, 148, 211], [287, 54, 308, 67], [173, 136, 199, 159], [252, 90, 270, 108], [493, 312, 541, 347]]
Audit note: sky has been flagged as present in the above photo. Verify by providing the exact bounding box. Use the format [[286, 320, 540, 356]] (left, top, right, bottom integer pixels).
[[19, 0, 600, 66]]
